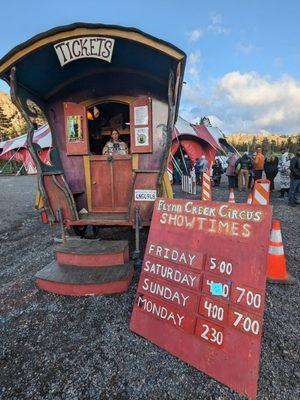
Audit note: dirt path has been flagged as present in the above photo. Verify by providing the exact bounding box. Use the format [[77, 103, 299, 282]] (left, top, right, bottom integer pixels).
[[0, 176, 299, 400]]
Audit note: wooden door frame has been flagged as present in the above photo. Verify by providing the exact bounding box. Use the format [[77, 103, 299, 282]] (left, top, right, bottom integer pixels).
[[82, 96, 135, 212]]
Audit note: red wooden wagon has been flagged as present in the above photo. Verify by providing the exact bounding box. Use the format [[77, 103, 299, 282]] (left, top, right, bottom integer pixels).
[[0, 23, 186, 295]]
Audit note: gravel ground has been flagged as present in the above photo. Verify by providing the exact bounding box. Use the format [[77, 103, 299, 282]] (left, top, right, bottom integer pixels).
[[0, 175, 299, 400]]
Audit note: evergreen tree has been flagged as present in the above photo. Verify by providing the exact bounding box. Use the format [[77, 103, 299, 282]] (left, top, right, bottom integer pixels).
[[0, 106, 11, 140]]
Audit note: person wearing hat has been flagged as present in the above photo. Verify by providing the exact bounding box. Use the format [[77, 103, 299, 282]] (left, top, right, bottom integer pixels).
[[235, 151, 253, 191]]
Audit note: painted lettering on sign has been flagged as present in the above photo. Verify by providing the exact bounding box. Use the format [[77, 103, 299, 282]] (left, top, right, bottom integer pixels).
[[228, 306, 263, 337], [134, 189, 156, 201], [54, 36, 115, 66], [140, 276, 198, 311], [143, 259, 201, 290], [136, 294, 195, 334], [199, 295, 229, 325], [231, 284, 264, 313], [202, 273, 232, 300], [147, 243, 204, 269], [195, 318, 225, 348]]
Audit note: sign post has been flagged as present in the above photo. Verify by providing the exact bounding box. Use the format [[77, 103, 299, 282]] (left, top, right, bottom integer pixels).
[[130, 198, 272, 400]]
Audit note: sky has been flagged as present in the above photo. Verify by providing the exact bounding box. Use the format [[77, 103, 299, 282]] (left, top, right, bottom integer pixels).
[[0, 0, 300, 134]]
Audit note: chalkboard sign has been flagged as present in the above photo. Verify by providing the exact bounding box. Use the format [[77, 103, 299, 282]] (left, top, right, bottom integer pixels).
[[130, 198, 272, 400]]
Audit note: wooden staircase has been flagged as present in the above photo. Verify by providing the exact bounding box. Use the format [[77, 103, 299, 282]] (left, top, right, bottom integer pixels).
[[35, 239, 134, 296]]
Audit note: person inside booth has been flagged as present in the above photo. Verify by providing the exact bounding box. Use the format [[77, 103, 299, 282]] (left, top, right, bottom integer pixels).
[[102, 129, 129, 155]]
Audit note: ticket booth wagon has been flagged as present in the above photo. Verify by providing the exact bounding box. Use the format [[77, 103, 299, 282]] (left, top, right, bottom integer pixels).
[[0, 23, 186, 295]]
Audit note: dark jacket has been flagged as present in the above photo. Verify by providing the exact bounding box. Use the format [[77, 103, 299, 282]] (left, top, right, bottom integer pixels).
[[236, 154, 253, 171], [264, 157, 279, 176], [212, 162, 223, 176], [290, 155, 300, 179]]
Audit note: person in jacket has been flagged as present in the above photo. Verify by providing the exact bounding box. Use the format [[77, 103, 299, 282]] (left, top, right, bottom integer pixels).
[[226, 152, 238, 189], [264, 150, 279, 191], [288, 148, 300, 206], [183, 154, 192, 176], [212, 158, 223, 186], [194, 158, 201, 184], [278, 148, 291, 197], [235, 152, 253, 191], [199, 155, 209, 184], [253, 147, 265, 181]]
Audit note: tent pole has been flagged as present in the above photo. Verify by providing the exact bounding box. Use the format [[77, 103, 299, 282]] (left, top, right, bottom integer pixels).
[[0, 146, 21, 174]]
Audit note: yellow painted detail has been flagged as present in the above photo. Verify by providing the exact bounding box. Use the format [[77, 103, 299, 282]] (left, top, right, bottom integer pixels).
[[83, 155, 92, 211], [132, 154, 139, 170], [34, 190, 43, 209], [162, 171, 173, 198]]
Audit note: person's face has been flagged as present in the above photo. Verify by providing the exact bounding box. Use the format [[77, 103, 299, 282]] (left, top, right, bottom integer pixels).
[[280, 149, 285, 154], [111, 131, 119, 141]]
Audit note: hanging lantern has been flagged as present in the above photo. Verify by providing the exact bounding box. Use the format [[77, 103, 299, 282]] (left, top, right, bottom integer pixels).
[[87, 111, 94, 120], [93, 106, 100, 118]]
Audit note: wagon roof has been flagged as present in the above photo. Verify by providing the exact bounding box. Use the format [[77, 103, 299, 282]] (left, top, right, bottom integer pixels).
[[0, 23, 186, 104]]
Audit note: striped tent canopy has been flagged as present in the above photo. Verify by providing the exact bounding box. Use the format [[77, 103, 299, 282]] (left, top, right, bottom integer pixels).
[[0, 124, 51, 155]]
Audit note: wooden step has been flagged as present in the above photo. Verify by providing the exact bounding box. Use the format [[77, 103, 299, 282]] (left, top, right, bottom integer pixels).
[[56, 239, 129, 267], [35, 260, 134, 296]]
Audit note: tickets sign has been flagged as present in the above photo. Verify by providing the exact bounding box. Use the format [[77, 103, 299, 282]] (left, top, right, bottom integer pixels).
[[130, 198, 272, 400]]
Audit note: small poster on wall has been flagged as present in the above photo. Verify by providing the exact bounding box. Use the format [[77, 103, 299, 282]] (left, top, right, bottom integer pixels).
[[135, 127, 149, 146], [130, 97, 153, 153], [134, 105, 148, 125], [67, 115, 83, 142]]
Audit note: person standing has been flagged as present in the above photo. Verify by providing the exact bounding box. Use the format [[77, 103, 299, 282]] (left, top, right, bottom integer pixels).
[[212, 158, 223, 186], [253, 147, 265, 181], [194, 158, 201, 184], [278, 148, 291, 198], [288, 149, 300, 207], [183, 154, 192, 176], [264, 150, 279, 191], [236, 152, 253, 191], [226, 152, 238, 189], [199, 155, 209, 184]]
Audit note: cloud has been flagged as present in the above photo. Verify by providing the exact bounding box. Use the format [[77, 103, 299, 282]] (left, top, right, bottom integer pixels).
[[180, 71, 300, 133], [207, 13, 230, 34], [188, 29, 204, 42], [187, 14, 230, 43], [186, 51, 202, 81], [235, 42, 255, 55]]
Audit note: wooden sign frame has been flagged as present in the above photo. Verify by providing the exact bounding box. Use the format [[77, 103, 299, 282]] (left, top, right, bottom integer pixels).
[[64, 102, 89, 155], [130, 97, 153, 153]]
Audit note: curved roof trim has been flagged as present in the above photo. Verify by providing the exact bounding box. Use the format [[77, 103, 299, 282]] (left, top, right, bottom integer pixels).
[[0, 23, 186, 74]]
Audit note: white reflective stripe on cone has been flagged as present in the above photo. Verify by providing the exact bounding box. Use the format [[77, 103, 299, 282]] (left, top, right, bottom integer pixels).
[[269, 245, 284, 256], [270, 229, 282, 243]]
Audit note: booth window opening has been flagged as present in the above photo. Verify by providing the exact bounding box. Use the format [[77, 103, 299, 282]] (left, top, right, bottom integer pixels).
[[87, 102, 130, 155]]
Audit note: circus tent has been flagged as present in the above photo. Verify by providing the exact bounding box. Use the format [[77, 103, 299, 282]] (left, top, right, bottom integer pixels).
[[0, 124, 52, 174]]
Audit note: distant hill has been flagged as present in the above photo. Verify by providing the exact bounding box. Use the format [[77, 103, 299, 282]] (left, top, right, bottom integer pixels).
[[0, 91, 26, 140], [227, 132, 300, 154]]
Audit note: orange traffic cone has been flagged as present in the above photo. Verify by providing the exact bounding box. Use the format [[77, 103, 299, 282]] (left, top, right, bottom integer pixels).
[[267, 220, 295, 284], [247, 193, 253, 204], [228, 188, 235, 203]]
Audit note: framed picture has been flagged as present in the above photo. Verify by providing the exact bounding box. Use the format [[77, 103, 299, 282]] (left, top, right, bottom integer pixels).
[[67, 115, 83, 142], [64, 102, 89, 155]]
